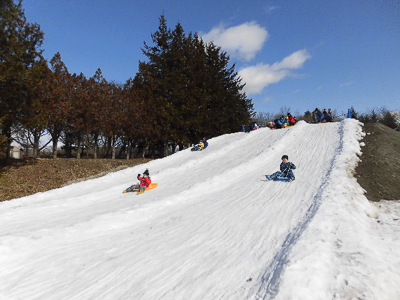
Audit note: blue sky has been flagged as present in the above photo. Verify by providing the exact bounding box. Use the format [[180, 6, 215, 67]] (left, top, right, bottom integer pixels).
[[23, 0, 400, 116]]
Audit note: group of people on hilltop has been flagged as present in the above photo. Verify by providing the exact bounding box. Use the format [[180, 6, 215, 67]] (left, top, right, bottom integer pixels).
[[264, 113, 297, 130], [312, 108, 333, 123], [275, 113, 297, 128]]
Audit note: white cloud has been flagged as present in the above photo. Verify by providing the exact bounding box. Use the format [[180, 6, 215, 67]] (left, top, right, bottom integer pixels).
[[340, 81, 354, 87], [293, 89, 302, 94], [264, 5, 280, 14], [239, 49, 311, 95], [201, 21, 269, 61], [263, 96, 273, 103], [272, 50, 311, 70]]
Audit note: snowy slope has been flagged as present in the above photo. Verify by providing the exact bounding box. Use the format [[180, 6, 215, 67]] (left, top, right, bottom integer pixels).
[[1, 119, 400, 300]]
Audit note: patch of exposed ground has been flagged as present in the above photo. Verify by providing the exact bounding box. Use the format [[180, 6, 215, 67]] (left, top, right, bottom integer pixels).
[[355, 123, 400, 201]]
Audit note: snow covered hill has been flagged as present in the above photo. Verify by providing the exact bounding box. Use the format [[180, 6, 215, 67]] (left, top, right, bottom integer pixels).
[[1, 119, 400, 300]]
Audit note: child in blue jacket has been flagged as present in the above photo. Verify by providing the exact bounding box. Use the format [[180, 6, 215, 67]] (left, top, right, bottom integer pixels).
[[266, 155, 296, 182]]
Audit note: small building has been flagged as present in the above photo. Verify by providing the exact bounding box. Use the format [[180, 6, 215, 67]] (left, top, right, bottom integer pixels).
[[9, 146, 23, 159]]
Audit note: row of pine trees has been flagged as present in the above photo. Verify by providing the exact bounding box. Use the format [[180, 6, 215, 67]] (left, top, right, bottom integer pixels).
[[1, 1, 254, 159]]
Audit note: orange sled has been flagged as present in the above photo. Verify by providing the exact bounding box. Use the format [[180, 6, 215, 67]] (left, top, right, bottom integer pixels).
[[141, 183, 158, 192], [123, 183, 158, 194]]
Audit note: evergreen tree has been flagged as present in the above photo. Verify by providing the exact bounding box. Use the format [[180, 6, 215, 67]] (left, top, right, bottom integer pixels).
[[370, 109, 378, 123], [140, 14, 254, 152], [46, 53, 72, 158], [0, 0, 44, 158], [380, 108, 398, 129], [132, 62, 167, 157], [302, 110, 313, 123], [141, 14, 175, 150]]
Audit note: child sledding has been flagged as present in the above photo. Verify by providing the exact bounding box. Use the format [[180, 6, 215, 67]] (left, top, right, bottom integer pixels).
[[265, 155, 296, 182], [191, 137, 208, 151], [123, 168, 157, 194]]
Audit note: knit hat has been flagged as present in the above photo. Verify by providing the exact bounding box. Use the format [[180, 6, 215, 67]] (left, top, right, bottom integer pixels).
[[143, 168, 149, 176], [281, 155, 289, 160]]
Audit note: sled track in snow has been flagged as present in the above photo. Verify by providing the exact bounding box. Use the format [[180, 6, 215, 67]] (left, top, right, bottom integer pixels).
[[256, 122, 345, 300]]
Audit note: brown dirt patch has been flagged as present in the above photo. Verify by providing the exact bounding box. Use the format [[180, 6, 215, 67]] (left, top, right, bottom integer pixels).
[[0, 158, 151, 201], [355, 123, 400, 201]]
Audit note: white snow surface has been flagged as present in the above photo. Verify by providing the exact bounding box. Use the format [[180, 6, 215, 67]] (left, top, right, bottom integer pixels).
[[1, 119, 400, 300]]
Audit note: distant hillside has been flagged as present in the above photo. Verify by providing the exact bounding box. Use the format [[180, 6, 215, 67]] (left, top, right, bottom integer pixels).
[[355, 122, 400, 201]]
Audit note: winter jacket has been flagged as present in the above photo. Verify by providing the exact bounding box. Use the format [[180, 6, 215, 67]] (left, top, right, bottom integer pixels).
[[203, 140, 208, 149], [280, 162, 296, 179], [288, 115, 296, 125], [137, 175, 151, 188], [317, 111, 323, 122]]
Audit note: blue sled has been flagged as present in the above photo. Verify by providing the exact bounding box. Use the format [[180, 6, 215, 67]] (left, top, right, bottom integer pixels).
[[266, 175, 293, 182]]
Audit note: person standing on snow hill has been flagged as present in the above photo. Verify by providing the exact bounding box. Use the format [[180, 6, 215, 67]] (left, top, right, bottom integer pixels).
[[321, 108, 330, 122], [312, 108, 322, 123], [265, 155, 296, 182], [123, 169, 151, 193]]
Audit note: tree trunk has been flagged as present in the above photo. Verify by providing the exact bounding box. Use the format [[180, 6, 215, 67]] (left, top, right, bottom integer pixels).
[[52, 139, 58, 159], [126, 145, 130, 160], [32, 132, 40, 158], [138, 142, 145, 158], [103, 137, 111, 158], [111, 136, 116, 160], [76, 134, 81, 159], [5, 124, 12, 159], [117, 143, 126, 159], [93, 134, 98, 159]]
